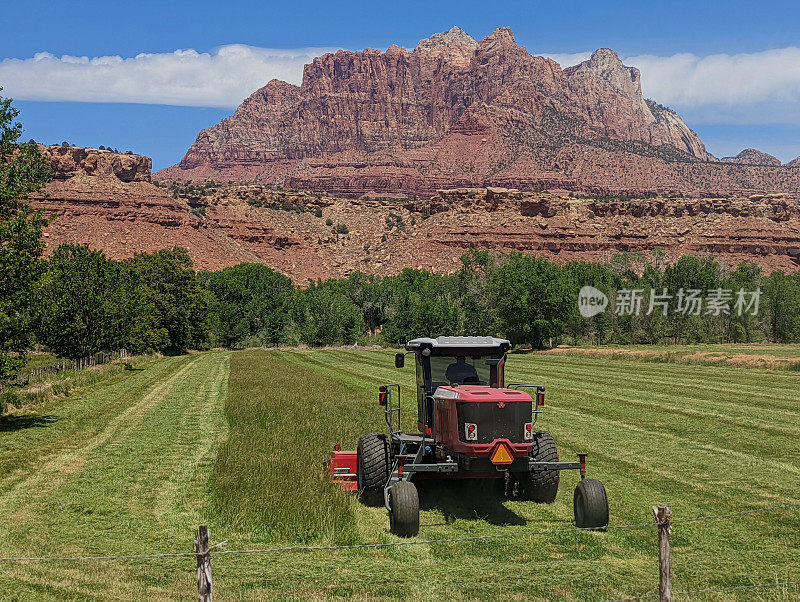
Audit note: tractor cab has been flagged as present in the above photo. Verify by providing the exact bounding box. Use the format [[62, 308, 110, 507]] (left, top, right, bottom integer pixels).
[[397, 336, 511, 433]]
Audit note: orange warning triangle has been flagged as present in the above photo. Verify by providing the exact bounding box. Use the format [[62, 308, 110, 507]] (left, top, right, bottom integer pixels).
[[490, 442, 514, 465]]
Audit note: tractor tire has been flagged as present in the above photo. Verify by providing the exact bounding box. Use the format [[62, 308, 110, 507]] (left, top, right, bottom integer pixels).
[[357, 433, 390, 507], [389, 481, 419, 537], [574, 478, 609, 531], [518, 432, 559, 503]]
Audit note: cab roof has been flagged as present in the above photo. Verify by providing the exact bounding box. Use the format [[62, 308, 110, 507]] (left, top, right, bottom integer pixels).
[[405, 336, 511, 351]]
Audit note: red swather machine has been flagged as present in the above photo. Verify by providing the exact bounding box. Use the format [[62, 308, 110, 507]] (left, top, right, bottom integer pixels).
[[327, 336, 609, 536]]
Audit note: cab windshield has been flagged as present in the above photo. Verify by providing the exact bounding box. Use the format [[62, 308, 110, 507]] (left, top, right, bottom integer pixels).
[[430, 355, 491, 387]]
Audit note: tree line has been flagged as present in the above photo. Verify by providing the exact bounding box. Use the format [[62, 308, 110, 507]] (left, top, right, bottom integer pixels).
[[202, 250, 800, 350], [7, 239, 800, 373], [2, 93, 799, 384]]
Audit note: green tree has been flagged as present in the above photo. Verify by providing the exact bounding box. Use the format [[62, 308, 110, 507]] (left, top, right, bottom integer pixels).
[[490, 254, 571, 348], [35, 245, 132, 358], [125, 248, 209, 353], [762, 272, 800, 343], [381, 269, 461, 345], [723, 262, 763, 343], [0, 92, 51, 380], [204, 263, 294, 347], [343, 272, 392, 335], [290, 281, 364, 346], [663, 255, 723, 343], [563, 261, 621, 345], [457, 250, 499, 336]]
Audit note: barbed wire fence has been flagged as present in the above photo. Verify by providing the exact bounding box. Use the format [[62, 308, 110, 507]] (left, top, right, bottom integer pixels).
[[14, 349, 130, 385], [0, 502, 796, 601]]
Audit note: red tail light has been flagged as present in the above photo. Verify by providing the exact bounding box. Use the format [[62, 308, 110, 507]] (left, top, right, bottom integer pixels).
[[465, 422, 478, 441], [378, 385, 387, 406], [537, 390, 545, 406], [524, 422, 534, 440]]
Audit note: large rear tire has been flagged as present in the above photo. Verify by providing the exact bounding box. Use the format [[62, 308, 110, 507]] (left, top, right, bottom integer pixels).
[[518, 432, 559, 503], [389, 481, 419, 537], [574, 478, 609, 531], [357, 433, 390, 507]]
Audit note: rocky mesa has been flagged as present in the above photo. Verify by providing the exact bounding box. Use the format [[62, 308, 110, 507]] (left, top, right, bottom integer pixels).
[[157, 26, 800, 198], [34, 146, 800, 280], [32, 145, 325, 274]]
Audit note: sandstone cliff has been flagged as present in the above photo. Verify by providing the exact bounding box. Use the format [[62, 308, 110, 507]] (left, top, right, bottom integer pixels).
[[32, 147, 324, 273], [42, 145, 152, 182], [33, 147, 800, 280], [186, 185, 800, 279], [156, 26, 800, 197]]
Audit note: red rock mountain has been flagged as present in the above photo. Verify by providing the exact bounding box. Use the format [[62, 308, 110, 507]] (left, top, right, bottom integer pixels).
[[153, 28, 724, 193], [38, 29, 800, 278], [157, 27, 800, 197]]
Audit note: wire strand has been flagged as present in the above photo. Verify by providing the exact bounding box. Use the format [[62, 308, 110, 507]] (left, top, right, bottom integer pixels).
[[0, 502, 795, 564]]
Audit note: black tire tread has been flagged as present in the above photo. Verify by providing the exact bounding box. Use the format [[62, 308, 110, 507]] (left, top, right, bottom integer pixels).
[[519, 432, 559, 503], [389, 481, 419, 537], [357, 433, 390, 506], [574, 478, 609, 531]]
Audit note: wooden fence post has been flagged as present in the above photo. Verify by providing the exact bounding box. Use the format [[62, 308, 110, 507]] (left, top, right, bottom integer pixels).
[[195, 525, 213, 602], [653, 504, 673, 602]]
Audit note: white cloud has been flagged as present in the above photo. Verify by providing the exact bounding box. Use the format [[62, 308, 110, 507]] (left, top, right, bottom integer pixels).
[[626, 48, 800, 108], [541, 52, 592, 68], [0, 45, 336, 108]]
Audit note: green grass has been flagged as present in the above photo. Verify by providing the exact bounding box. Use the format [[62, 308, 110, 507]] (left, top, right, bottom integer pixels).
[[210, 350, 359, 544], [18, 352, 63, 371], [0, 347, 797, 600], [2, 358, 149, 412], [208, 349, 800, 600], [547, 343, 800, 371], [0, 352, 231, 600]]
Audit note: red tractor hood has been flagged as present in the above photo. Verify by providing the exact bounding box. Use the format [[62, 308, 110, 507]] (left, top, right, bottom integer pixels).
[[433, 385, 533, 403]]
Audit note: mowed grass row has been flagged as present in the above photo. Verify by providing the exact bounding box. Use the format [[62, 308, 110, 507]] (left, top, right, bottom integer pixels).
[[207, 348, 799, 600], [0, 352, 232, 600]]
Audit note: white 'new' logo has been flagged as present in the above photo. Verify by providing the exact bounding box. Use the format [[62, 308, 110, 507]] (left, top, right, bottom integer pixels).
[[578, 286, 608, 318]]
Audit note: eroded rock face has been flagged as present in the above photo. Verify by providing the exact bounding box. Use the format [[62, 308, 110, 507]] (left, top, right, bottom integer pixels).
[[785, 156, 800, 167], [41, 145, 152, 182], [30, 147, 320, 274], [34, 148, 800, 281], [159, 27, 759, 195], [721, 149, 782, 167]]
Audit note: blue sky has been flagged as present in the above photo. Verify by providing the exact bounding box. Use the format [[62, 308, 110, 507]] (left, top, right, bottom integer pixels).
[[3, 0, 800, 170]]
